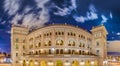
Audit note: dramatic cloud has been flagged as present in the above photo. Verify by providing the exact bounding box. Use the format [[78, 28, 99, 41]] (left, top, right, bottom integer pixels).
[[101, 15, 108, 24], [110, 12, 113, 19], [54, 0, 76, 16], [1, 21, 6, 25], [4, 0, 20, 15], [71, 0, 77, 9], [116, 32, 120, 36], [73, 4, 98, 23], [54, 6, 72, 16], [4, 0, 50, 28]]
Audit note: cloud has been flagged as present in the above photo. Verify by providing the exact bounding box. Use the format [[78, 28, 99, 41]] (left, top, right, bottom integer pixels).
[[54, 6, 72, 16], [6, 30, 11, 34], [1, 21, 6, 25], [53, 0, 77, 16], [110, 12, 113, 19], [73, 4, 98, 23], [101, 15, 108, 23], [71, 0, 77, 9], [73, 16, 86, 23], [4, 0, 20, 15], [3, 0, 50, 28], [116, 32, 120, 36]]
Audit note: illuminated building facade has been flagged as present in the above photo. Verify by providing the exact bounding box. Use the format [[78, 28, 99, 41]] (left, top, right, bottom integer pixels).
[[11, 24, 108, 66]]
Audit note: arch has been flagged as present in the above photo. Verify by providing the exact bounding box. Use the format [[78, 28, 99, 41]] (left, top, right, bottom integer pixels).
[[85, 60, 90, 66], [94, 60, 98, 66], [56, 38, 64, 45], [29, 60, 34, 66], [40, 61, 47, 66], [49, 49, 52, 54], [72, 50, 75, 54], [56, 49, 59, 54], [79, 50, 81, 55], [48, 41, 52, 46], [56, 60, 63, 66], [68, 49, 71, 54], [60, 49, 64, 54], [67, 38, 76, 46], [72, 60, 79, 66], [23, 60, 26, 66]]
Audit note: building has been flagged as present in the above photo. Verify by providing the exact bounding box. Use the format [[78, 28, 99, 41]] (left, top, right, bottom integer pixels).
[[11, 24, 108, 66], [107, 41, 120, 65]]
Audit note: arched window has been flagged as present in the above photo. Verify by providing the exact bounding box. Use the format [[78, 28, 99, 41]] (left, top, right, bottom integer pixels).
[[83, 44, 85, 47], [39, 42, 41, 47], [48, 41, 51, 46], [49, 49, 51, 54], [56, 39, 63, 45], [60, 49, 63, 54], [35, 51, 38, 55], [15, 38, 19, 42], [72, 41, 75, 46], [82, 51, 85, 55], [79, 50, 81, 55], [56, 49, 59, 54], [16, 44, 19, 49], [39, 50, 41, 54], [68, 49, 71, 54], [72, 50, 75, 54]]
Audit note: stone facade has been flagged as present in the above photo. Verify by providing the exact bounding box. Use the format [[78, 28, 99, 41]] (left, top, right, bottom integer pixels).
[[11, 24, 108, 66]]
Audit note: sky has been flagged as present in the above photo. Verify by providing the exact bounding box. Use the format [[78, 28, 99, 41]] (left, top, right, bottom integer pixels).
[[0, 0, 120, 53]]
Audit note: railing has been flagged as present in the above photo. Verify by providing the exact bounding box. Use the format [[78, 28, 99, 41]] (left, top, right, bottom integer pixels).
[[25, 53, 98, 58]]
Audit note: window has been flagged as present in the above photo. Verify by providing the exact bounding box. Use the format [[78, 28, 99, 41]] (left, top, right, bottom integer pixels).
[[16, 53, 18, 57], [79, 50, 81, 55], [56, 49, 59, 54], [35, 51, 38, 55], [96, 50, 99, 55], [49, 49, 51, 54], [68, 49, 71, 54], [23, 45, 25, 49], [62, 32, 64, 35], [50, 32, 52, 35], [39, 42, 41, 47], [16, 44, 19, 49], [60, 49, 63, 54], [15, 38, 19, 42], [23, 53, 25, 56], [72, 41, 75, 46], [96, 42, 99, 46], [56, 39, 63, 46], [48, 41, 51, 46]]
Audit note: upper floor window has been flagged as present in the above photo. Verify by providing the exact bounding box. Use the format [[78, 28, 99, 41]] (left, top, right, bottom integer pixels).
[[15, 38, 19, 42], [16, 44, 19, 49], [56, 39, 63, 46], [96, 50, 99, 55], [96, 42, 99, 46]]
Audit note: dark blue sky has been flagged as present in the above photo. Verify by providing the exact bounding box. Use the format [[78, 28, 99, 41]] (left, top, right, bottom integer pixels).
[[0, 0, 120, 53]]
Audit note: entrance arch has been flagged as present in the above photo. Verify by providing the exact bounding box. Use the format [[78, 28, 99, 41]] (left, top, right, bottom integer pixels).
[[85, 60, 90, 66], [94, 61, 98, 66], [29, 60, 34, 66], [72, 60, 79, 66], [23, 60, 26, 66], [40, 61, 47, 66], [56, 60, 63, 66]]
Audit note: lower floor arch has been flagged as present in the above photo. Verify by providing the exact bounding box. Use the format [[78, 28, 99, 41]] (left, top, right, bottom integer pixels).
[[23, 60, 26, 66], [85, 60, 90, 66], [29, 60, 34, 66], [94, 60, 98, 66], [56, 60, 63, 66], [72, 60, 79, 66], [40, 60, 47, 66], [20, 59, 99, 66]]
